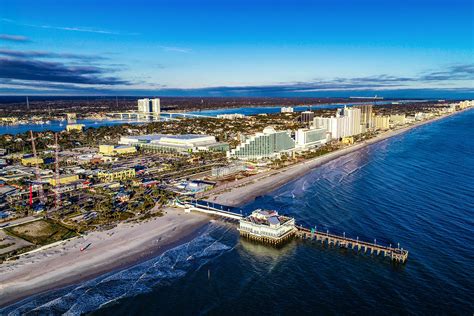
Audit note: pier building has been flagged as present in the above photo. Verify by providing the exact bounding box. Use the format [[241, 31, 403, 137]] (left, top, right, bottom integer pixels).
[[239, 209, 296, 245]]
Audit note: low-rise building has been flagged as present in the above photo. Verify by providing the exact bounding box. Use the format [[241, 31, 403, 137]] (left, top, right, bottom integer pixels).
[[211, 163, 246, 178], [239, 209, 296, 245], [216, 114, 246, 119], [119, 134, 228, 153], [51, 180, 89, 193], [97, 168, 136, 182], [99, 144, 137, 156], [341, 136, 354, 145], [281, 106, 294, 113], [48, 174, 80, 186], [21, 157, 44, 166], [66, 124, 85, 132]]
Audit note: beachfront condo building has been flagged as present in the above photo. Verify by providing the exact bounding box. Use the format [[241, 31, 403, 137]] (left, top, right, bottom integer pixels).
[[228, 126, 295, 160], [373, 115, 390, 130], [137, 98, 160, 115], [341, 106, 362, 136], [295, 128, 327, 149], [357, 104, 373, 129], [300, 111, 315, 123], [459, 100, 474, 109], [313, 106, 362, 140], [281, 106, 294, 113], [389, 114, 406, 126]]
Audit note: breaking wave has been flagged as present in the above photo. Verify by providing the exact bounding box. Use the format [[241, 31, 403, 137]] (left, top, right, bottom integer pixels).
[[1, 226, 233, 315]]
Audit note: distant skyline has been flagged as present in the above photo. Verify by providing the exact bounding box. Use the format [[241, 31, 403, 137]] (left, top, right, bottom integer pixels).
[[0, 0, 473, 98]]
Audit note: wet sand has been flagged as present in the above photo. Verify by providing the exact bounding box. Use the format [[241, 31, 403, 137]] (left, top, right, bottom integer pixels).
[[0, 208, 210, 307]]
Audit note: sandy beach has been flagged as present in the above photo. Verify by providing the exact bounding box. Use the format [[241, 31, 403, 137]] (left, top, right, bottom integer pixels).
[[206, 109, 472, 207], [0, 208, 210, 307]]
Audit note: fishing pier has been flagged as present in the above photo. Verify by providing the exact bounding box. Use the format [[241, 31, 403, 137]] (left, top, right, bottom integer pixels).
[[175, 199, 409, 264], [296, 226, 409, 263]]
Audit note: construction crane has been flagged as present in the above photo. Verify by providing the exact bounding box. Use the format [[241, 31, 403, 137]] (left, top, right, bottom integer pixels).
[[29, 130, 46, 205], [54, 133, 61, 208]]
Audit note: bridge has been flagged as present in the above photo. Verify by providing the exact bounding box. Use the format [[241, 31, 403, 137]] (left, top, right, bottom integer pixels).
[[296, 226, 408, 263], [160, 112, 216, 119], [105, 111, 216, 121], [174, 198, 243, 220]]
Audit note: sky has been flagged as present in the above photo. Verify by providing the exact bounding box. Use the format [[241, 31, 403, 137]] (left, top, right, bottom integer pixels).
[[0, 0, 473, 98]]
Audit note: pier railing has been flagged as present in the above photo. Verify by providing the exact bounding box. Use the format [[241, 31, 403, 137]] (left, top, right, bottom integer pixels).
[[296, 226, 408, 263], [174, 198, 243, 220]]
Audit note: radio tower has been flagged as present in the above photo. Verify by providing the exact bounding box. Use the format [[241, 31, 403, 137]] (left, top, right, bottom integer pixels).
[[54, 133, 61, 208], [29, 130, 45, 205]]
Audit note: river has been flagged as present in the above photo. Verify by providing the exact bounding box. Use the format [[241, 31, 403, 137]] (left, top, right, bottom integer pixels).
[[0, 100, 420, 135]]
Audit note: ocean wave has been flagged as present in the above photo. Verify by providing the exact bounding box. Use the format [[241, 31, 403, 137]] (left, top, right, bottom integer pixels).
[[1, 228, 232, 316]]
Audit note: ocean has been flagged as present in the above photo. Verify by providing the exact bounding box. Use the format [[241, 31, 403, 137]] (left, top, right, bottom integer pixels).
[[2, 109, 473, 315]]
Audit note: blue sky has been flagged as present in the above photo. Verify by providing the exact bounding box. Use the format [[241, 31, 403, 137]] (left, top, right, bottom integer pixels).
[[0, 0, 472, 97]]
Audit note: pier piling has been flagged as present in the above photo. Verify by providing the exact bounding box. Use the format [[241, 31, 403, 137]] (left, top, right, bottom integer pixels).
[[295, 226, 408, 263]]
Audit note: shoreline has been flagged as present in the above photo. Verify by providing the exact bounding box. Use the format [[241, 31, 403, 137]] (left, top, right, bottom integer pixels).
[[207, 108, 472, 207], [0, 208, 210, 308]]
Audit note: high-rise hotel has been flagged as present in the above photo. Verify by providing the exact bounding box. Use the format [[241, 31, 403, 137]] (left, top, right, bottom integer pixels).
[[357, 104, 373, 130], [137, 98, 160, 115], [313, 106, 362, 140]]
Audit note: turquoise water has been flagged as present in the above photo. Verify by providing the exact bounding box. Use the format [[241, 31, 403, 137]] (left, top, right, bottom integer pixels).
[[2, 109, 473, 315]]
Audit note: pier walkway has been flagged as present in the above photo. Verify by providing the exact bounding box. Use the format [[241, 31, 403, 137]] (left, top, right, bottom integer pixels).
[[174, 198, 243, 221], [296, 226, 409, 263], [174, 198, 408, 263]]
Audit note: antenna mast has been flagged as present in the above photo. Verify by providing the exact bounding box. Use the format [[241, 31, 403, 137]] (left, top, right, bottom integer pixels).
[[29, 130, 45, 205], [54, 133, 61, 208]]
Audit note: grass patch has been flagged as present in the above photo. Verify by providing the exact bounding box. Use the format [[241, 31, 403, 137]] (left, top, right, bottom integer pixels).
[[5, 219, 78, 246], [0, 242, 14, 249]]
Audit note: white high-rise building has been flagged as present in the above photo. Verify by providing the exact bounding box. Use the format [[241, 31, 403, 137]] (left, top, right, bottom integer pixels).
[[313, 106, 362, 140], [137, 98, 160, 114], [228, 126, 296, 160], [313, 115, 344, 139], [295, 128, 327, 149], [342, 106, 362, 136]]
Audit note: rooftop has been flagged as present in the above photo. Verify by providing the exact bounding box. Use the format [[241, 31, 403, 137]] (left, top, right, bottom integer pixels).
[[242, 209, 294, 227]]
